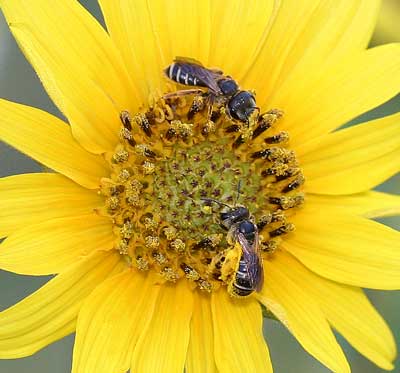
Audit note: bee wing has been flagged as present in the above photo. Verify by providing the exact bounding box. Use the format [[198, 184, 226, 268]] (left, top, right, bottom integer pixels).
[[174, 56, 205, 66], [237, 230, 264, 292], [174, 56, 223, 95]]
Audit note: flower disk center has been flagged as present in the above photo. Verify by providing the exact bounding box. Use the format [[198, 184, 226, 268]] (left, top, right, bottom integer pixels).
[[98, 91, 305, 295]]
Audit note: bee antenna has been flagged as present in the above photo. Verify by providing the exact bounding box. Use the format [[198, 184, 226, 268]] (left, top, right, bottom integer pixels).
[[234, 181, 242, 206], [200, 197, 231, 209]]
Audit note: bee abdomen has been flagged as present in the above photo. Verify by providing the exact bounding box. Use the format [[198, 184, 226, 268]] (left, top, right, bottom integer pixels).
[[231, 258, 253, 297], [165, 63, 204, 87]]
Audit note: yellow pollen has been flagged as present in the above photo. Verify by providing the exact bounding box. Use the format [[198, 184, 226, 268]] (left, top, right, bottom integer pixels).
[[142, 161, 156, 174], [171, 238, 186, 253], [145, 235, 160, 250]]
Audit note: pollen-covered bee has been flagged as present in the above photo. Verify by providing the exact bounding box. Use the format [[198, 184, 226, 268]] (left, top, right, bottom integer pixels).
[[164, 57, 259, 125], [202, 198, 264, 297]]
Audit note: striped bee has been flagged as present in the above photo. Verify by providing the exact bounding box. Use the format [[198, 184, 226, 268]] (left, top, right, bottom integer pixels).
[[164, 57, 259, 125], [202, 198, 264, 297]]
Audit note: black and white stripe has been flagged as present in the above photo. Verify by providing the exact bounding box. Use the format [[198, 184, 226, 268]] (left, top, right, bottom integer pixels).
[[231, 257, 253, 296], [165, 62, 201, 86]]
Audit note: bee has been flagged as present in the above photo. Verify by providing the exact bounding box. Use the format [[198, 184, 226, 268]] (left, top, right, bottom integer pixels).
[[202, 198, 264, 297], [164, 57, 259, 125]]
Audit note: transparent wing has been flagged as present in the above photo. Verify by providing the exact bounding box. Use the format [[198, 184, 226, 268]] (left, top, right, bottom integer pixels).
[[174, 56, 205, 66], [174, 57, 223, 95], [237, 229, 264, 292]]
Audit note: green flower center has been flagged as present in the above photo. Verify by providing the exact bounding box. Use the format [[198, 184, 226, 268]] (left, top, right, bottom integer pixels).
[[98, 91, 305, 296], [153, 139, 262, 241]]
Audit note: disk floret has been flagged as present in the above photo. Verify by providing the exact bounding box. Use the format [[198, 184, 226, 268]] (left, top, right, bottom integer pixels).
[[98, 91, 304, 294]]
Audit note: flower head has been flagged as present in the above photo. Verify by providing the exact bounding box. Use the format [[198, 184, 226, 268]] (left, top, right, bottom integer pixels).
[[0, 1, 399, 372]]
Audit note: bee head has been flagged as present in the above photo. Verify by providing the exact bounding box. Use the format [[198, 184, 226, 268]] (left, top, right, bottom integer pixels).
[[228, 91, 257, 123]]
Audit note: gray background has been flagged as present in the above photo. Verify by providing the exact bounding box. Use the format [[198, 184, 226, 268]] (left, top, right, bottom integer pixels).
[[0, 1, 399, 372]]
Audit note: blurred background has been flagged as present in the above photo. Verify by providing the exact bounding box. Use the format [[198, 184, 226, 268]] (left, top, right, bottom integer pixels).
[[0, 1, 399, 372]]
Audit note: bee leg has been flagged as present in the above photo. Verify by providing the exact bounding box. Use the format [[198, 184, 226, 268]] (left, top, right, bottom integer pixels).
[[163, 89, 205, 100], [199, 95, 218, 135], [205, 96, 215, 122]]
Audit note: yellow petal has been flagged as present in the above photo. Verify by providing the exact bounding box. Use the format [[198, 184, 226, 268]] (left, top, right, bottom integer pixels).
[[0, 214, 113, 275], [306, 191, 400, 219], [299, 112, 400, 194], [131, 280, 193, 373], [211, 291, 272, 373], [0, 173, 102, 238], [286, 205, 400, 289], [244, 0, 381, 103], [99, 0, 212, 102], [186, 292, 217, 373], [0, 250, 124, 359], [1, 0, 137, 153], [273, 44, 400, 145], [258, 253, 350, 373], [208, 0, 275, 79], [72, 270, 159, 373], [0, 100, 108, 189], [279, 253, 396, 370]]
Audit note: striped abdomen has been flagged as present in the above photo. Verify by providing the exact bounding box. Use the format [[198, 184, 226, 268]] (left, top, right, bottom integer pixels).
[[165, 62, 207, 87], [230, 255, 253, 297]]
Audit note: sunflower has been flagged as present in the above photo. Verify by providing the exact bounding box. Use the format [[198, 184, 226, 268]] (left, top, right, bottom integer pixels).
[[0, 1, 400, 372]]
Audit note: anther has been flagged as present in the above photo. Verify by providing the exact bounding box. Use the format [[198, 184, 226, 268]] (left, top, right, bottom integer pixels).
[[144, 217, 158, 231], [121, 221, 134, 239], [142, 161, 156, 174], [251, 147, 294, 163], [210, 111, 221, 122], [161, 267, 179, 282], [282, 174, 305, 193], [136, 256, 149, 271], [106, 196, 120, 213], [180, 263, 200, 280], [134, 144, 157, 159], [275, 167, 301, 181], [167, 120, 193, 140], [271, 211, 286, 222], [269, 223, 295, 238], [120, 127, 136, 146], [145, 236, 160, 250], [252, 109, 283, 140], [188, 95, 206, 119], [120, 110, 132, 130], [117, 239, 129, 255], [261, 239, 279, 253], [202, 120, 216, 136], [225, 124, 240, 133], [152, 251, 166, 264], [192, 234, 221, 251], [261, 162, 289, 177], [128, 179, 143, 193], [118, 169, 131, 182], [112, 149, 129, 164], [269, 195, 304, 209], [256, 213, 273, 231], [232, 134, 245, 149], [126, 192, 141, 206], [163, 226, 177, 240], [197, 279, 212, 292], [171, 239, 186, 253], [134, 113, 153, 137], [264, 131, 289, 144]]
